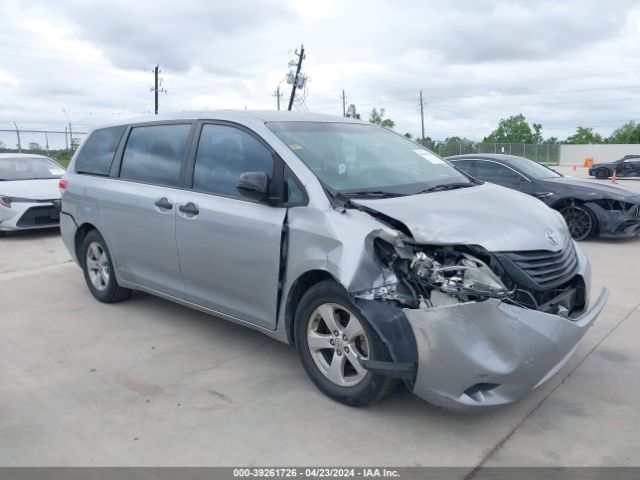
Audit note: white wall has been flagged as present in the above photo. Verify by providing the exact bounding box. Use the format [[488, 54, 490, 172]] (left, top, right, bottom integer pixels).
[[560, 144, 640, 165]]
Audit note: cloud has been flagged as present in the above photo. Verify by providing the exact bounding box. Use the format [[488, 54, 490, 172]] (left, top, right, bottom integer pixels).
[[0, 0, 639, 142], [53, 0, 297, 72]]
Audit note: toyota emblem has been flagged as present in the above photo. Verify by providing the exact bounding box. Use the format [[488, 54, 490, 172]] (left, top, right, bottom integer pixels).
[[545, 229, 560, 246]]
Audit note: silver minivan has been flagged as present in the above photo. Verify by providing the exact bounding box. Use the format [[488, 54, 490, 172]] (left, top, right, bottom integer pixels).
[[60, 111, 608, 412]]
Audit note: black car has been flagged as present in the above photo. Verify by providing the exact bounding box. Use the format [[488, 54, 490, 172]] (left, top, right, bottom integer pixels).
[[448, 154, 640, 240], [588, 155, 640, 179]]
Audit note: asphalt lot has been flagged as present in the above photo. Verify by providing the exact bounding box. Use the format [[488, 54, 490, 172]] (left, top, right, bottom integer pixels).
[[1, 167, 639, 469]]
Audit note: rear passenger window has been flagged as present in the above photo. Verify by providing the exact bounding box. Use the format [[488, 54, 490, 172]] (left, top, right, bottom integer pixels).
[[193, 124, 273, 198], [120, 124, 192, 187], [75, 126, 125, 175]]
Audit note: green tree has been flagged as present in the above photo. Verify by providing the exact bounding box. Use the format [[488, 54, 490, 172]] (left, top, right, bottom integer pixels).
[[483, 114, 538, 143], [28, 142, 42, 151], [369, 107, 395, 128], [565, 127, 603, 144], [435, 137, 475, 157], [608, 121, 640, 143], [532, 123, 543, 143], [404, 132, 413, 139], [545, 136, 559, 144]]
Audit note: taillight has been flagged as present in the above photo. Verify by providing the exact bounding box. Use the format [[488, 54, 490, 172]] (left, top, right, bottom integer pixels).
[[59, 179, 68, 191]]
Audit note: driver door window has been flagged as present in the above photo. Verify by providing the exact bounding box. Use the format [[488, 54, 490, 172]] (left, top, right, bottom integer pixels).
[[193, 124, 273, 198]]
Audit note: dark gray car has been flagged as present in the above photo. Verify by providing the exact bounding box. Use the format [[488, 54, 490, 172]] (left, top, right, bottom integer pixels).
[[60, 112, 608, 412], [448, 154, 640, 240], [588, 155, 640, 179]]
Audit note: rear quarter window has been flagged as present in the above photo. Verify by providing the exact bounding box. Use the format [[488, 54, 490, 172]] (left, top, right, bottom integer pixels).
[[74, 125, 126, 175]]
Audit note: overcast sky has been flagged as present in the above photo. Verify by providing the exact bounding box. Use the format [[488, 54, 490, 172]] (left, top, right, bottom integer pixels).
[[1, 0, 639, 142]]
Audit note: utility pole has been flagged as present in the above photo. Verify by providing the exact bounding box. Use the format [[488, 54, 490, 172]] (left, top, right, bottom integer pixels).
[[63, 109, 74, 153], [64, 126, 68, 151], [341, 89, 346, 117], [150, 64, 166, 114], [287, 45, 305, 111], [419, 90, 425, 141], [154, 65, 159, 115], [13, 122, 21, 153], [273, 86, 282, 110]]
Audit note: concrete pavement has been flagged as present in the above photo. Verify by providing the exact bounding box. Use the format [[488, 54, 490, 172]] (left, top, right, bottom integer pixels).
[[1, 173, 639, 469]]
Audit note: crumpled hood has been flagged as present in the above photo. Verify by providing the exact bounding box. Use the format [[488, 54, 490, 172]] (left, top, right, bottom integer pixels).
[[357, 183, 570, 252], [543, 176, 639, 199], [0, 179, 61, 200]]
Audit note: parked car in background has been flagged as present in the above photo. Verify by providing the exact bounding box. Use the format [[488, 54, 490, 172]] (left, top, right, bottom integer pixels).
[[0, 153, 64, 236], [588, 155, 640, 179], [60, 112, 607, 412], [448, 154, 640, 241]]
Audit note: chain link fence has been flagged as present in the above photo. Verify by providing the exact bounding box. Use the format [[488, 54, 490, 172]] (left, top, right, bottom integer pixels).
[[419, 140, 561, 165], [0, 127, 562, 167], [0, 128, 88, 167]]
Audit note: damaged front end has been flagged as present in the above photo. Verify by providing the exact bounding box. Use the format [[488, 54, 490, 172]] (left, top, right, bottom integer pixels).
[[587, 197, 640, 238], [352, 232, 608, 412]]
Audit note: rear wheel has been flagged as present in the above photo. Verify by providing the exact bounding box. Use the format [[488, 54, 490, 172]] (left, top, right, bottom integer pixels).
[[294, 280, 397, 406], [559, 205, 596, 241], [80, 229, 131, 303], [595, 168, 610, 179]]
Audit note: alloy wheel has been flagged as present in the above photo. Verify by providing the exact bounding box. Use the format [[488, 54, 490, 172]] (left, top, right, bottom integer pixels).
[[86, 241, 110, 291], [561, 206, 593, 240], [307, 303, 370, 387]]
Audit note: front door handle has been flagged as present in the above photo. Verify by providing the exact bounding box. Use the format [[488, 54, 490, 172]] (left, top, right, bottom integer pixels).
[[179, 202, 199, 216], [154, 197, 173, 210]]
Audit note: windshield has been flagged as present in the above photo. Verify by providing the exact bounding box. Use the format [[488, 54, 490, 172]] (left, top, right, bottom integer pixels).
[[0, 157, 65, 181], [266, 122, 471, 196], [507, 156, 561, 179]]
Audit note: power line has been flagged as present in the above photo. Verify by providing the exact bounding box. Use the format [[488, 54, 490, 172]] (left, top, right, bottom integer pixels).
[[310, 83, 640, 112], [0, 50, 145, 69]]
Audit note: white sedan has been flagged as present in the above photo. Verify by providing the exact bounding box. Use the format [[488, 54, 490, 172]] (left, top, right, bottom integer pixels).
[[0, 153, 65, 236]]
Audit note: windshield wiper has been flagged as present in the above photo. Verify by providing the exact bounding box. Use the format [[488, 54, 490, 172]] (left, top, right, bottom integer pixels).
[[416, 182, 476, 194], [343, 190, 406, 198]]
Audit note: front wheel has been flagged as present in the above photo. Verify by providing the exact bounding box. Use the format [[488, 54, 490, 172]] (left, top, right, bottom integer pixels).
[[559, 205, 597, 241], [595, 168, 610, 179], [80, 229, 131, 303], [294, 280, 397, 406]]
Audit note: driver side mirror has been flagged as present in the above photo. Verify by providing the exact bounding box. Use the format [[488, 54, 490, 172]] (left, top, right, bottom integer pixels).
[[237, 172, 271, 203]]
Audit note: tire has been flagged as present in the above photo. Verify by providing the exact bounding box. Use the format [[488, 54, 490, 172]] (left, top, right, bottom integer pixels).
[[595, 168, 610, 179], [294, 280, 397, 407], [559, 204, 597, 241], [80, 229, 131, 303]]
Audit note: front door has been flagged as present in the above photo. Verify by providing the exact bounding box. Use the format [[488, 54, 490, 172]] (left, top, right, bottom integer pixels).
[[175, 123, 286, 329]]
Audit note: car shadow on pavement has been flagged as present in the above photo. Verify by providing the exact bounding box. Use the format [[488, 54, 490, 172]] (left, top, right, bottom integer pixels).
[[0, 227, 60, 239]]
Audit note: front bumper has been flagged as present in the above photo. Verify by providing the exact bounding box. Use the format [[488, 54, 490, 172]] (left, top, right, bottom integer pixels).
[[587, 201, 640, 238], [0, 201, 61, 231], [404, 288, 608, 412]]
